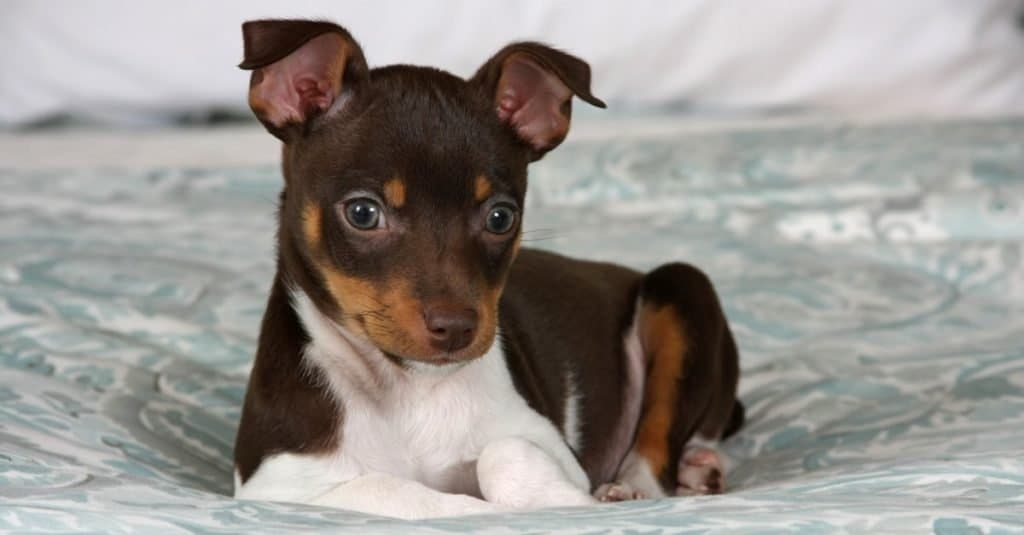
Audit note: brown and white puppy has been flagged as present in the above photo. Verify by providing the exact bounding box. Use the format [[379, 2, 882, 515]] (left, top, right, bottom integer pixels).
[[232, 19, 743, 519]]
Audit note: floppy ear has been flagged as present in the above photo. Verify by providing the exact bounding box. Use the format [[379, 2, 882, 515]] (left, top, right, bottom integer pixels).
[[239, 19, 368, 141], [471, 42, 605, 160]]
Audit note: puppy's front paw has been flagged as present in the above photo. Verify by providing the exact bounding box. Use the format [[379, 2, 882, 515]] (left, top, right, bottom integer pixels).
[[478, 437, 596, 508], [675, 446, 725, 496], [595, 482, 647, 502]]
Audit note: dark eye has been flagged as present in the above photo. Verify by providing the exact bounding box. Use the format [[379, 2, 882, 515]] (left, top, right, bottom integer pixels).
[[344, 198, 384, 230], [485, 204, 517, 234]]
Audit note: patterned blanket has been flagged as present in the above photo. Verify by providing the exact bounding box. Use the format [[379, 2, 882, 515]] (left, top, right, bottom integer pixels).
[[2, 118, 1023, 533]]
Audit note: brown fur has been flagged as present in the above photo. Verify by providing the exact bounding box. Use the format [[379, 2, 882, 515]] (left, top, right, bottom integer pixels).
[[635, 304, 689, 477]]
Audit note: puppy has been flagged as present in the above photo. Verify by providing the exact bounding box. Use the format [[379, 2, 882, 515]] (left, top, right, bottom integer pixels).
[[232, 19, 743, 519]]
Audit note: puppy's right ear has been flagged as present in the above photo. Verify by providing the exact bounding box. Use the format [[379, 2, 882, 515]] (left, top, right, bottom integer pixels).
[[239, 20, 368, 141]]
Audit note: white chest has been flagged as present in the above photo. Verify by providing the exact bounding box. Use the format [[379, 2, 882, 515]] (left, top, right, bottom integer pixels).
[[290, 290, 564, 496], [330, 355, 529, 495], [235, 290, 590, 506]]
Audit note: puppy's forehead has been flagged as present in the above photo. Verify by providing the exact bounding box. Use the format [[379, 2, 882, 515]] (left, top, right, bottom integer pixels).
[[299, 65, 525, 199], [371, 70, 508, 167]]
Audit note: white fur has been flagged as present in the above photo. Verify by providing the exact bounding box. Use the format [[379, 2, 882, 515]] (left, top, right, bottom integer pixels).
[[685, 435, 730, 474], [477, 437, 593, 508], [614, 450, 666, 499], [610, 303, 660, 498], [234, 289, 594, 518], [235, 452, 344, 503], [312, 472, 504, 519], [561, 368, 582, 452], [592, 304, 647, 484]]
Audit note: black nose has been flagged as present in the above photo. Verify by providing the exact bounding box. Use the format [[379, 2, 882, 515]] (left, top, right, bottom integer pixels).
[[424, 306, 478, 352]]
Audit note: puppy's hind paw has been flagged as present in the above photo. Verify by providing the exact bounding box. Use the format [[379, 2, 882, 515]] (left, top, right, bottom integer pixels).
[[676, 446, 725, 496], [595, 482, 647, 502]]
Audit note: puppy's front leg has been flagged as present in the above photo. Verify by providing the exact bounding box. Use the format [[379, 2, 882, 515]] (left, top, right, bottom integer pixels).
[[477, 437, 596, 509], [312, 472, 505, 519]]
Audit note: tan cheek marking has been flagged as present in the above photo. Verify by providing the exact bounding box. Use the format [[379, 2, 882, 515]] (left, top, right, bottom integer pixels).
[[456, 278, 503, 360], [320, 268, 427, 357], [379, 281, 429, 355], [635, 304, 689, 478], [320, 268, 380, 334], [465, 239, 518, 358], [383, 178, 406, 208], [304, 199, 419, 355], [303, 203, 323, 251], [474, 175, 493, 202], [358, 278, 435, 359], [481, 285, 502, 345]]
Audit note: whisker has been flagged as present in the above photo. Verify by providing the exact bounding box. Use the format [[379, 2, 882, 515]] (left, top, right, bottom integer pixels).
[[521, 230, 559, 237], [257, 193, 280, 209], [522, 228, 561, 239]]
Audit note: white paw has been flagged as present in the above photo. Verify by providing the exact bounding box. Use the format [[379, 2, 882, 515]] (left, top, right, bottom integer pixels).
[[312, 473, 505, 519], [436, 493, 508, 517], [595, 482, 647, 502], [478, 437, 596, 508], [675, 446, 725, 496]]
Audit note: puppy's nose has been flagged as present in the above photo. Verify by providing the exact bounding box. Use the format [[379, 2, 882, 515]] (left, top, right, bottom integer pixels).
[[423, 306, 478, 352]]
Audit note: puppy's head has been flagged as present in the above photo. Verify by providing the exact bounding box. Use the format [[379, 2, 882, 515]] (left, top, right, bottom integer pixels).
[[240, 19, 604, 367]]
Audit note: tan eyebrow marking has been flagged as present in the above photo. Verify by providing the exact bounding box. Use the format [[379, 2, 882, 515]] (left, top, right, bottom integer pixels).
[[383, 178, 406, 208], [474, 175, 492, 202]]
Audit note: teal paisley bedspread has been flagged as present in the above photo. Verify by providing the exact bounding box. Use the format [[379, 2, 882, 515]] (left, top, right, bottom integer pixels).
[[2, 118, 1023, 533]]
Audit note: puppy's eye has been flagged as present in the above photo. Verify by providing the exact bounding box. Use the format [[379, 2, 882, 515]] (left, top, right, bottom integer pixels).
[[484, 204, 517, 235], [344, 198, 384, 230]]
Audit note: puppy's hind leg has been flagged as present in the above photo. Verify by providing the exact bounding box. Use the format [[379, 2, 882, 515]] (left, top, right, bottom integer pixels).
[[609, 263, 743, 499]]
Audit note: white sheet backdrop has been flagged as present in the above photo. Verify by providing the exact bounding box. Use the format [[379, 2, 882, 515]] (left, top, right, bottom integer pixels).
[[1, 0, 1023, 126]]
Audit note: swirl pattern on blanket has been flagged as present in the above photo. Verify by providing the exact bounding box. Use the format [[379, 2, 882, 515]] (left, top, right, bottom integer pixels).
[[1, 118, 1022, 532]]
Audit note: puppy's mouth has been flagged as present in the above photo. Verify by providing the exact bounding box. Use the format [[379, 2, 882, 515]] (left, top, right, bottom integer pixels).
[[381, 345, 487, 370], [386, 352, 474, 373]]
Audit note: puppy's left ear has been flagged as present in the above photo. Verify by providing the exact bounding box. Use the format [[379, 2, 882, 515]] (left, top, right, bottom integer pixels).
[[471, 43, 606, 160]]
